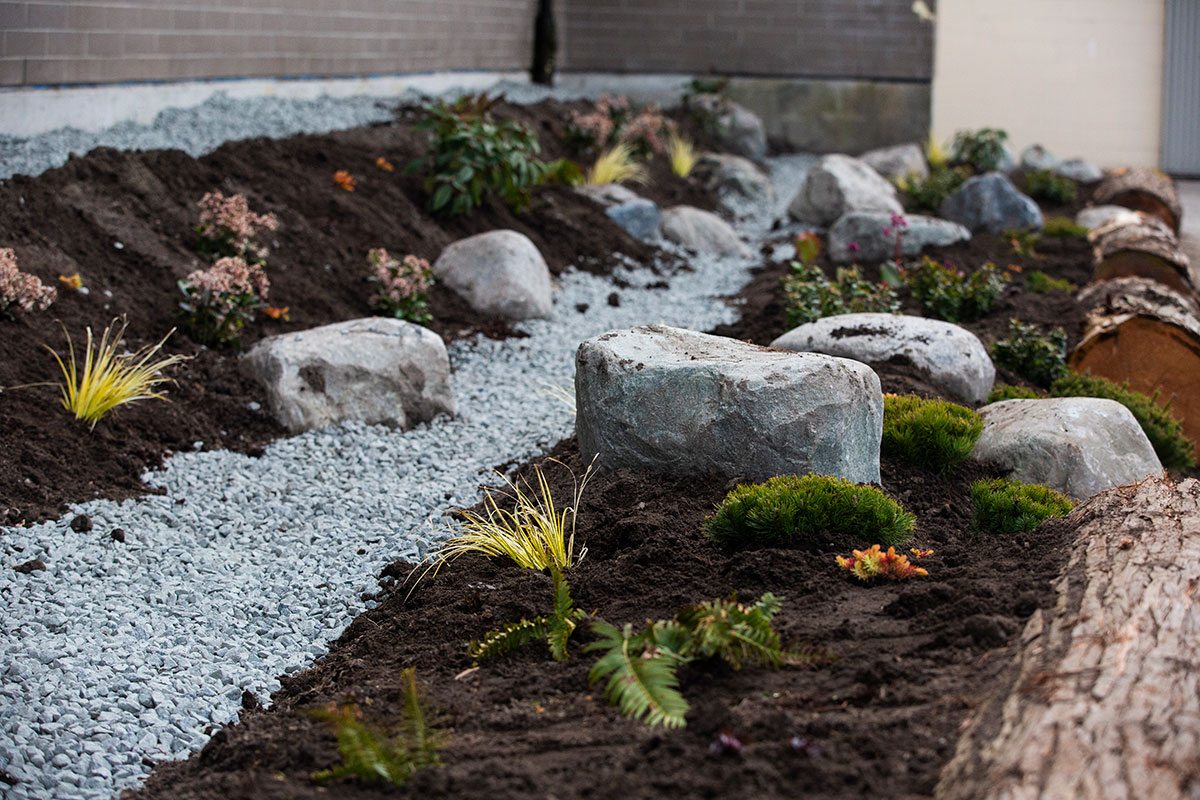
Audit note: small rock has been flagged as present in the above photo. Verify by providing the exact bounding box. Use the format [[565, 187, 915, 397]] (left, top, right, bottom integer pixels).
[[691, 94, 767, 160], [1020, 144, 1059, 171], [13, 559, 46, 574], [659, 206, 750, 257], [692, 152, 776, 213], [827, 211, 970, 264], [606, 199, 662, 242], [575, 183, 643, 207], [110, 528, 125, 543], [69, 514, 92, 532]]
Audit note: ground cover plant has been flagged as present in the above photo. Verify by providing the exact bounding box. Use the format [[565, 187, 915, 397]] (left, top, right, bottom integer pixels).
[[836, 544, 928, 581], [882, 394, 983, 474], [970, 477, 1074, 534], [781, 262, 899, 327], [989, 319, 1068, 388], [1023, 169, 1077, 205], [903, 257, 1009, 323]]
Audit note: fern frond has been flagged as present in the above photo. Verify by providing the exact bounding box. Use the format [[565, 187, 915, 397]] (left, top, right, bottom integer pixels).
[[585, 621, 689, 729], [676, 593, 793, 670], [544, 564, 586, 661], [468, 616, 548, 664], [397, 668, 448, 769]]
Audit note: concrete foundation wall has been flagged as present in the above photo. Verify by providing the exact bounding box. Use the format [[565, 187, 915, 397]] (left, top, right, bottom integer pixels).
[[0, 0, 536, 87], [931, 0, 1166, 169]]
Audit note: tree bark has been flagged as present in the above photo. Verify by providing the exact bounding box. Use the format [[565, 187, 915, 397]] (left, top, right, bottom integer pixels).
[[1090, 213, 1197, 295], [937, 476, 1200, 800], [1070, 277, 1200, 449], [1093, 166, 1183, 234]]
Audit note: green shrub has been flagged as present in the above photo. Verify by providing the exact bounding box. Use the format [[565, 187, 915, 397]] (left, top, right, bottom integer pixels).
[[1005, 228, 1040, 258], [897, 165, 968, 212], [950, 128, 1010, 173], [1050, 372, 1197, 470], [1042, 216, 1089, 238], [904, 257, 1009, 323], [705, 474, 915, 548], [408, 93, 556, 216], [781, 262, 899, 328], [1025, 269, 1076, 294], [986, 384, 1041, 403], [1024, 169, 1077, 205], [990, 319, 1068, 388], [970, 478, 1073, 535], [882, 394, 984, 474]]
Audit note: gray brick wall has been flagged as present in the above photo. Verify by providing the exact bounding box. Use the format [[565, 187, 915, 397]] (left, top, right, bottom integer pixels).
[[0, 0, 536, 86], [559, 0, 934, 81]]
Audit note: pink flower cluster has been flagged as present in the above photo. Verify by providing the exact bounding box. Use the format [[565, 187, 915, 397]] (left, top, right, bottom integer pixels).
[[369, 248, 432, 305], [182, 256, 269, 313], [620, 107, 673, 155], [569, 94, 632, 148], [196, 191, 278, 261], [882, 212, 909, 239], [0, 247, 56, 315]]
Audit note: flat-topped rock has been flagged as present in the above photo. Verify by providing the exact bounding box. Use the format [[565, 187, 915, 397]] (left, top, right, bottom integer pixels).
[[659, 206, 751, 257], [432, 229, 553, 321], [788, 154, 903, 226], [827, 211, 971, 264], [940, 172, 1043, 233], [575, 325, 883, 483], [771, 313, 995, 405], [972, 398, 1163, 499], [242, 317, 454, 433]]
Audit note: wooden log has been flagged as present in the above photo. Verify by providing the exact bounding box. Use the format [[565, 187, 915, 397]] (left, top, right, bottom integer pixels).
[[1090, 213, 1197, 295], [1093, 166, 1183, 233], [937, 476, 1200, 800], [1070, 277, 1200, 450]]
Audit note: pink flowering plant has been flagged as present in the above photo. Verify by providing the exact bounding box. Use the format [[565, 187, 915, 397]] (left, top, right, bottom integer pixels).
[[567, 94, 676, 159], [367, 248, 433, 326], [882, 212, 909, 263], [194, 191, 279, 265], [1, 247, 56, 319], [178, 256, 270, 348]]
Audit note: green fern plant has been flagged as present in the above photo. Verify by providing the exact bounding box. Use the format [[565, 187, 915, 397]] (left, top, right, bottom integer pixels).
[[586, 593, 828, 729], [309, 668, 447, 785], [468, 563, 587, 664], [882, 394, 983, 474], [705, 474, 915, 548]]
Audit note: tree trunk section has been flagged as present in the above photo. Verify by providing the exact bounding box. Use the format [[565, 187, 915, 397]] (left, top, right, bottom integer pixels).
[[1070, 277, 1200, 450], [1090, 213, 1196, 295], [1093, 166, 1183, 234], [937, 476, 1200, 800]]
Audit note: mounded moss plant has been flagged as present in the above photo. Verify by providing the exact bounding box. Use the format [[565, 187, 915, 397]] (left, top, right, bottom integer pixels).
[[705, 474, 915, 548], [970, 478, 1073, 535], [1042, 216, 1089, 238], [1051, 372, 1197, 470], [882, 394, 983, 474], [1025, 269, 1075, 294]]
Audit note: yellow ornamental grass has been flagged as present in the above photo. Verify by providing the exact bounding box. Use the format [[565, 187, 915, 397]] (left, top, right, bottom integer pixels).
[[585, 142, 648, 186], [47, 318, 188, 429], [668, 134, 697, 178]]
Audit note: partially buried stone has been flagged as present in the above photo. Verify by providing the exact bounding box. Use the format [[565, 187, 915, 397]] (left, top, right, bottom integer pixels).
[[69, 514, 92, 532], [13, 559, 46, 574]]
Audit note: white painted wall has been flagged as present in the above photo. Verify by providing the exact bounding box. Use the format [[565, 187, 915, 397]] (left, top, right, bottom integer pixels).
[[932, 0, 1166, 169]]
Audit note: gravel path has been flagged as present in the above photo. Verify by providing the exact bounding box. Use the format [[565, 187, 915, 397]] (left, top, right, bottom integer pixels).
[[0, 86, 811, 799]]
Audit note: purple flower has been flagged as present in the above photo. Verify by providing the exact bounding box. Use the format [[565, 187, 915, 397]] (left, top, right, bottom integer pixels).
[[890, 212, 908, 228], [848, 242, 860, 253], [882, 226, 891, 237]]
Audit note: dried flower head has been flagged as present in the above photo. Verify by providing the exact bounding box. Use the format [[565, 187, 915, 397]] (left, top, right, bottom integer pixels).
[[836, 544, 928, 581], [333, 170, 357, 192], [1, 248, 57, 317]]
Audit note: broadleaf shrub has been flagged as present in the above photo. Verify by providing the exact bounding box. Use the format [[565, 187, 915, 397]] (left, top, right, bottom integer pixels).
[[989, 319, 1067, 388], [903, 257, 1009, 323], [1024, 169, 1077, 205], [705, 474, 915, 548], [950, 128, 1010, 173], [367, 248, 433, 326], [781, 262, 899, 328], [970, 478, 1073, 535], [882, 394, 983, 474], [896, 165, 968, 212]]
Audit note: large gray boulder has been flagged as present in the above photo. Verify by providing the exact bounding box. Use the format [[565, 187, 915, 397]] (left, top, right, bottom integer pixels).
[[789, 154, 903, 227], [972, 398, 1163, 500], [860, 143, 929, 182], [432, 230, 553, 321], [827, 211, 971, 264], [771, 313, 995, 405], [1075, 204, 1142, 231], [576, 325, 883, 483], [939, 172, 1044, 233], [659, 206, 751, 257], [242, 317, 454, 433], [692, 152, 776, 215], [693, 94, 767, 161]]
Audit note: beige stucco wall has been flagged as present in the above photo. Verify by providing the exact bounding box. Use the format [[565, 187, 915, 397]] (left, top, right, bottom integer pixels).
[[932, 0, 1166, 169]]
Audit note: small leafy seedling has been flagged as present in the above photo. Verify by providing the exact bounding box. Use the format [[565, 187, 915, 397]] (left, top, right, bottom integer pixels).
[[309, 668, 447, 786], [1005, 228, 1040, 258], [970, 478, 1073, 534], [896, 165, 968, 212], [903, 257, 1009, 323], [705, 474, 915, 548], [989, 319, 1067, 388], [781, 262, 899, 328], [836, 544, 928, 581], [882, 394, 983, 474]]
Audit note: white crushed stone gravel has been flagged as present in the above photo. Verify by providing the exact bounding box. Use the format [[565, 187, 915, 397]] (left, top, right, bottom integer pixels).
[[0, 84, 812, 799]]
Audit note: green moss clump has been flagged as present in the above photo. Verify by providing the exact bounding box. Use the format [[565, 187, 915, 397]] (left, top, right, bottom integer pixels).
[[1042, 216, 1089, 238], [986, 384, 1041, 404], [882, 394, 983, 474], [1025, 269, 1076, 294], [970, 478, 1073, 535], [705, 474, 915, 548], [1050, 372, 1197, 470]]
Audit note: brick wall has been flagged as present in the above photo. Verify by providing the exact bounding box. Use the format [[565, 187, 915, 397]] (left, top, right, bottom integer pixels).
[[0, 0, 536, 87], [559, 0, 934, 81]]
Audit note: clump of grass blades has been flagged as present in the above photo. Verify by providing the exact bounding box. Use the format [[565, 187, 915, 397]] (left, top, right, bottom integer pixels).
[[46, 318, 187, 429], [585, 142, 648, 186], [970, 477, 1073, 535], [668, 133, 697, 177], [1025, 269, 1075, 294], [309, 668, 447, 786], [705, 474, 915, 548], [882, 394, 983, 474]]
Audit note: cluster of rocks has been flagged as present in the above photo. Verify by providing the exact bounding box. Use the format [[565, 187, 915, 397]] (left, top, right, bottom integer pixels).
[[575, 323, 1163, 502]]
